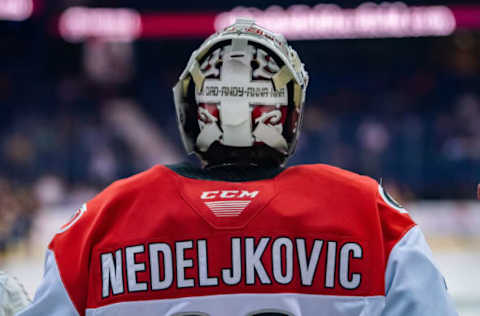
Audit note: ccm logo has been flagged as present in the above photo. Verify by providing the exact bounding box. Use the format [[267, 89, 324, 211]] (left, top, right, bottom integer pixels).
[[201, 190, 259, 199]]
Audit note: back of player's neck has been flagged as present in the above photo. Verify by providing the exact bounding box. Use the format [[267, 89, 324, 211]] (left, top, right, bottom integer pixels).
[[166, 162, 284, 182]]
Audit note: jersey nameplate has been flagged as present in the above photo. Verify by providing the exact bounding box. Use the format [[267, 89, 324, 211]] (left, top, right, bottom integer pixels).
[[98, 236, 367, 300]]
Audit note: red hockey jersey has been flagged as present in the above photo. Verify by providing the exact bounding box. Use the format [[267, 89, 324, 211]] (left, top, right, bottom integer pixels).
[[17, 164, 457, 316]]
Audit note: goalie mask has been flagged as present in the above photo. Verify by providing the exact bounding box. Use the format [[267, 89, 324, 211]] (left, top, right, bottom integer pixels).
[[173, 19, 308, 167]]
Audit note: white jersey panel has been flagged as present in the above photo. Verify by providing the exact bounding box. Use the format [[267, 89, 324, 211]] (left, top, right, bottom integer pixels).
[[383, 225, 458, 316], [86, 293, 385, 316], [16, 249, 79, 316]]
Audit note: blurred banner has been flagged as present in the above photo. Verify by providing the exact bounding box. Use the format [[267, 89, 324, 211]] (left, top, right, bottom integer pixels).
[[0, 0, 33, 21], [54, 3, 480, 42]]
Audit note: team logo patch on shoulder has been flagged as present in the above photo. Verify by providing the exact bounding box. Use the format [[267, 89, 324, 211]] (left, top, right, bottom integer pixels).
[[378, 185, 408, 213], [59, 203, 87, 233]]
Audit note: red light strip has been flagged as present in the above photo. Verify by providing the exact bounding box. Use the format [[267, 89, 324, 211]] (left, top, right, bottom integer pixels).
[[141, 13, 217, 38], [56, 4, 480, 42], [450, 5, 480, 29]]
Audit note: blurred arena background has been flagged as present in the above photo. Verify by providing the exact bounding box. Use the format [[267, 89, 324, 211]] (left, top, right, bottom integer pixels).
[[0, 0, 479, 314]]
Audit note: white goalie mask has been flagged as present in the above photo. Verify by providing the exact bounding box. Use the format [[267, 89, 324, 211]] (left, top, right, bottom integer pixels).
[[173, 19, 308, 167]]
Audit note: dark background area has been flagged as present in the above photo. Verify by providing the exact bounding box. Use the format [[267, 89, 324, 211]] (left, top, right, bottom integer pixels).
[[2, 10, 479, 195]]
